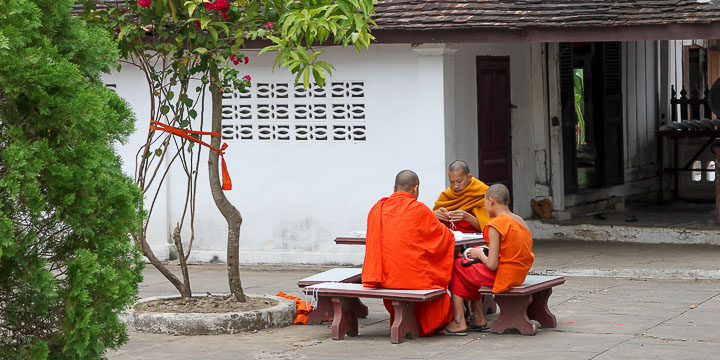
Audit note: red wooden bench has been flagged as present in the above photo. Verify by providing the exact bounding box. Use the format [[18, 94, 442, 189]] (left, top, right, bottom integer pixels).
[[297, 268, 368, 324], [479, 275, 566, 335], [302, 282, 446, 344]]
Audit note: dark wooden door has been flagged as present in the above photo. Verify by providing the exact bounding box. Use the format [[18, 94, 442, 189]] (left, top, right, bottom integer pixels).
[[559, 42, 579, 193], [476, 57, 513, 196], [595, 42, 624, 186]]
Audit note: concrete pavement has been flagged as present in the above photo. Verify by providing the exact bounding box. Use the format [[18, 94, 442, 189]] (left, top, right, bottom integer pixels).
[[109, 240, 720, 359]]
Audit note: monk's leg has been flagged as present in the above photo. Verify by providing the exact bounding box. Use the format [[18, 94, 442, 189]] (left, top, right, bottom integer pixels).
[[469, 298, 487, 327], [445, 293, 468, 332]]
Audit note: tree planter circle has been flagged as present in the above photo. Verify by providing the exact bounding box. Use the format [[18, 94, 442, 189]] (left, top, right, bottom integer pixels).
[[121, 294, 296, 335]]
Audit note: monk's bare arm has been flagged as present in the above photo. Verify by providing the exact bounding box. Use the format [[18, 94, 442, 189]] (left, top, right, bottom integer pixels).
[[468, 227, 500, 270]]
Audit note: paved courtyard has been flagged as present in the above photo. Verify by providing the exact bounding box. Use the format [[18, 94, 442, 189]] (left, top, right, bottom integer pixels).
[[110, 240, 720, 359]]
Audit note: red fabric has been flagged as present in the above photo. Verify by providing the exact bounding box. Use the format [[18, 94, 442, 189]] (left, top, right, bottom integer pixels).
[[445, 220, 477, 233], [276, 291, 314, 325], [149, 120, 232, 190], [484, 214, 535, 293], [448, 257, 496, 301], [362, 191, 455, 336]]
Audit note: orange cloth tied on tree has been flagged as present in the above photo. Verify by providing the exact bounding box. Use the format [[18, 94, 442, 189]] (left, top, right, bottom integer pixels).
[[149, 120, 232, 190], [433, 177, 490, 232], [363, 191, 455, 336]]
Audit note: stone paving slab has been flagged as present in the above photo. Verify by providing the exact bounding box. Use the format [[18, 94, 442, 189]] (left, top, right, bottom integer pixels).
[[110, 262, 720, 360]]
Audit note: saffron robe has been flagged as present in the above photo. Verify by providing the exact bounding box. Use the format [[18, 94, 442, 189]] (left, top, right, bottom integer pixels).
[[449, 214, 534, 297], [433, 177, 491, 232], [363, 191, 455, 336]]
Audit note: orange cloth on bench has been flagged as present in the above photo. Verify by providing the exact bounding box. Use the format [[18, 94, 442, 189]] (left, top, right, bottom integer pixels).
[[363, 191, 455, 336], [433, 177, 491, 232], [277, 291, 315, 325]]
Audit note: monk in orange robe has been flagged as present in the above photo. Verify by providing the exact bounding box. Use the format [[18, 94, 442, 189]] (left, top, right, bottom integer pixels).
[[363, 170, 456, 336], [433, 160, 491, 233], [446, 184, 534, 333]]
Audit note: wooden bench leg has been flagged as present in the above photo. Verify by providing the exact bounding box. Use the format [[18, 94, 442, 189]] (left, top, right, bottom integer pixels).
[[482, 295, 497, 315], [390, 300, 420, 344], [331, 297, 358, 340], [352, 298, 369, 319], [307, 296, 332, 325], [491, 295, 536, 335], [527, 288, 557, 328]]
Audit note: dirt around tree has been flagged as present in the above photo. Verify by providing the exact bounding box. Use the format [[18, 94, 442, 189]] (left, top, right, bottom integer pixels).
[[134, 295, 278, 314]]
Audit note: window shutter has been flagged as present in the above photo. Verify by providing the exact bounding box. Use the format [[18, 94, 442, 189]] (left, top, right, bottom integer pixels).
[[559, 42, 578, 193], [597, 42, 624, 186]]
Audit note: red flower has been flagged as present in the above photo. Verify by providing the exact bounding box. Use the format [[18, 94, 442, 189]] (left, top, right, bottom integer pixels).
[[121, 10, 127, 15], [138, 0, 151, 8], [203, 1, 215, 10], [229, 54, 241, 65], [243, 56, 249, 65], [115, 28, 121, 34], [266, 21, 273, 28], [194, 20, 201, 29], [243, 75, 251, 82]]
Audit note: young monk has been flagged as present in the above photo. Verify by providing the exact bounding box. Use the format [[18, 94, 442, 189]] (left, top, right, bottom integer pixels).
[[444, 184, 535, 334], [433, 160, 491, 233], [363, 170, 456, 336]]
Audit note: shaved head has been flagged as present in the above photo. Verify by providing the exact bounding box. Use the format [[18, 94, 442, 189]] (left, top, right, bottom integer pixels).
[[486, 184, 510, 205], [448, 160, 470, 175], [394, 170, 419, 193]]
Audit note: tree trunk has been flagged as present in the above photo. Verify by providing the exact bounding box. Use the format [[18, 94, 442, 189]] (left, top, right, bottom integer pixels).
[[135, 232, 192, 299], [209, 69, 246, 302]]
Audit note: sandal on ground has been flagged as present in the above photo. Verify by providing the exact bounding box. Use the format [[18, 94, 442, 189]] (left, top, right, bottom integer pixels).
[[466, 324, 490, 332], [436, 327, 468, 336]]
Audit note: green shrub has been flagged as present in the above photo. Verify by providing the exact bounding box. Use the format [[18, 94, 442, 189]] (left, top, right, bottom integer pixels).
[[0, 0, 143, 358]]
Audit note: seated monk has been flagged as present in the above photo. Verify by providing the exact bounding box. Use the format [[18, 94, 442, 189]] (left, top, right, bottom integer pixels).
[[433, 160, 491, 233], [362, 170, 457, 336], [445, 184, 535, 333]]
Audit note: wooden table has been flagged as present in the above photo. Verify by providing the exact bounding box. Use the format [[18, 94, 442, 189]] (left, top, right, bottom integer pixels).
[[334, 234, 485, 247]]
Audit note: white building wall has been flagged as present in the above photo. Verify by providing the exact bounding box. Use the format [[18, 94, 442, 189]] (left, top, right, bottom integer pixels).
[[106, 44, 455, 265], [451, 42, 544, 218]]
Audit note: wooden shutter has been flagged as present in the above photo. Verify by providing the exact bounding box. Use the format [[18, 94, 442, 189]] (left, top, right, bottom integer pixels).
[[559, 42, 578, 193], [597, 42, 624, 186]]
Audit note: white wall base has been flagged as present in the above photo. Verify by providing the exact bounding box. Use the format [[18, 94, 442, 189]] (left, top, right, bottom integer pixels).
[[529, 220, 720, 245]]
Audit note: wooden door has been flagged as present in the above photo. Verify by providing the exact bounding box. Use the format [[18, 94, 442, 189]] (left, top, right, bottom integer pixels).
[[595, 42, 624, 186], [559, 42, 579, 193], [476, 57, 513, 198]]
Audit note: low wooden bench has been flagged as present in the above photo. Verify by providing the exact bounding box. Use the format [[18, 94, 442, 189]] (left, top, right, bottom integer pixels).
[[303, 282, 446, 344], [297, 268, 368, 324], [479, 275, 565, 335]]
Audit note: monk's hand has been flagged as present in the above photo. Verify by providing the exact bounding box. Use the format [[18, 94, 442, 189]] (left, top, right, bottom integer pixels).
[[435, 208, 450, 222], [448, 210, 470, 222], [467, 246, 488, 261]]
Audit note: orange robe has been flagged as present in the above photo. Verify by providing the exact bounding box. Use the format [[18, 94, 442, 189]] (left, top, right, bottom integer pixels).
[[489, 214, 535, 293], [363, 191, 455, 336], [449, 214, 534, 297], [433, 177, 491, 232]]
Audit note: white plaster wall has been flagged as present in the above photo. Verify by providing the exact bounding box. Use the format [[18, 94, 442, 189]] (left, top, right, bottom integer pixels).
[[451, 42, 542, 218], [105, 44, 452, 264]]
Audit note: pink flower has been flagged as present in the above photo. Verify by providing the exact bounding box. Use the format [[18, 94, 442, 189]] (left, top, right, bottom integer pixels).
[[243, 75, 251, 82], [138, 0, 151, 8], [243, 56, 249, 65], [266, 22, 273, 28]]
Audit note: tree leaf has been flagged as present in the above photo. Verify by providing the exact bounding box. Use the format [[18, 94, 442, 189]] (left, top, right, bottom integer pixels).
[[160, 105, 170, 115]]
